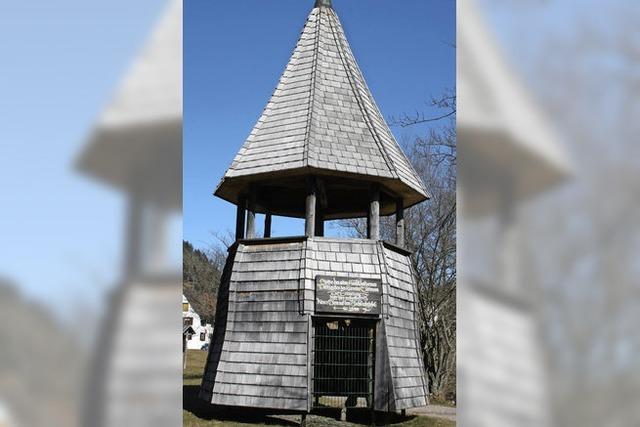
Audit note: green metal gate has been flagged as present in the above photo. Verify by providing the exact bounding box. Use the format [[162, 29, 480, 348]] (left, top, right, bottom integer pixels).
[[312, 318, 375, 409]]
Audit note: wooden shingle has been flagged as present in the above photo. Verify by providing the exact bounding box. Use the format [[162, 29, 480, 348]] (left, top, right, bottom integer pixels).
[[215, 5, 429, 208], [201, 237, 429, 412], [203, 241, 310, 411], [381, 245, 429, 409]]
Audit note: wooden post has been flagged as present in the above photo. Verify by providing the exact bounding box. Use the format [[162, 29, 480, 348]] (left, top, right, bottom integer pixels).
[[315, 205, 324, 237], [246, 190, 256, 239], [264, 213, 272, 238], [305, 178, 317, 238], [235, 196, 246, 241], [369, 184, 380, 240], [396, 199, 405, 247], [182, 334, 187, 370], [300, 413, 307, 427]]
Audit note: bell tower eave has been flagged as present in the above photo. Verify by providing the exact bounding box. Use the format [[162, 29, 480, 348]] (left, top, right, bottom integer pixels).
[[214, 168, 429, 220]]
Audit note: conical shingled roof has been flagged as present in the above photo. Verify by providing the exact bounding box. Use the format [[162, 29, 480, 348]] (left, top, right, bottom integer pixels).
[[215, 3, 429, 211]]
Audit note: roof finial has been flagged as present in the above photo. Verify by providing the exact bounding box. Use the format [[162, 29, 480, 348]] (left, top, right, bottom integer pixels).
[[315, 0, 332, 8]]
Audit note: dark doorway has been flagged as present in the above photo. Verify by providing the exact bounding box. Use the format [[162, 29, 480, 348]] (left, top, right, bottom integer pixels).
[[312, 318, 376, 409]]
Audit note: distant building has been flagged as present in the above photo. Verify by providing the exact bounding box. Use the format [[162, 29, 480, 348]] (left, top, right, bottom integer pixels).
[[182, 295, 213, 350]]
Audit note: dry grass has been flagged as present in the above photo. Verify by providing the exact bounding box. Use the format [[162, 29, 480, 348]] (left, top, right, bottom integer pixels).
[[427, 396, 456, 408], [184, 350, 208, 385], [183, 350, 455, 427]]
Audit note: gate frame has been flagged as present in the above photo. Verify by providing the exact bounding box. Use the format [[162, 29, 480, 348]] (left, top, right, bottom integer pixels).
[[309, 315, 378, 415]]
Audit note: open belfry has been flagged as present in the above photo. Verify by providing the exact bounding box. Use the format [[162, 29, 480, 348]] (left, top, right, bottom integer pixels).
[[200, 0, 430, 414]]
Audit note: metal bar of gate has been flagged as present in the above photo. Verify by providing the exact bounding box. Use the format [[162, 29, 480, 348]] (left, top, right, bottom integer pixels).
[[311, 320, 375, 409]]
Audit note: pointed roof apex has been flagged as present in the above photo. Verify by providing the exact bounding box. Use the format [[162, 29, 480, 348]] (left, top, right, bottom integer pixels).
[[315, 0, 332, 8], [216, 4, 428, 219]]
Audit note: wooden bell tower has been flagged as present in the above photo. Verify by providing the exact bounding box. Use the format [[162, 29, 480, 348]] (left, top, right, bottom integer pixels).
[[200, 0, 430, 415]]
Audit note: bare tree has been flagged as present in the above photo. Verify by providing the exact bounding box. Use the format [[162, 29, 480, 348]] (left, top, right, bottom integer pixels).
[[406, 117, 456, 400], [340, 94, 457, 400], [390, 89, 456, 129], [183, 239, 227, 324]]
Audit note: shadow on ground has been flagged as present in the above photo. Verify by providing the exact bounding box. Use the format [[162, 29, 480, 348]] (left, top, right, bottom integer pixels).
[[184, 385, 299, 425], [184, 385, 419, 426]]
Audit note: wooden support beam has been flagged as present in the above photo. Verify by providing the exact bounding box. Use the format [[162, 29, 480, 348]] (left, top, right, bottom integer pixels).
[[235, 196, 246, 241], [368, 184, 380, 240], [305, 178, 317, 238], [316, 178, 328, 209], [264, 213, 272, 238], [396, 198, 405, 247], [246, 190, 256, 239], [315, 205, 324, 237]]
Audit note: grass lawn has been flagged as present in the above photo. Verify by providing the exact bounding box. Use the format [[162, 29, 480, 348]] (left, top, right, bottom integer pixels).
[[184, 350, 208, 386], [183, 350, 455, 427]]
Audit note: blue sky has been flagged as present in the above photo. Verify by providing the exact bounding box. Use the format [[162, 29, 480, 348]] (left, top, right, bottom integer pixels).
[[0, 0, 165, 315], [184, 0, 456, 251]]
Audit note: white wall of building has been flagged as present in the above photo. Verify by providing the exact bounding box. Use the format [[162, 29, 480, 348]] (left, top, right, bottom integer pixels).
[[182, 295, 212, 350]]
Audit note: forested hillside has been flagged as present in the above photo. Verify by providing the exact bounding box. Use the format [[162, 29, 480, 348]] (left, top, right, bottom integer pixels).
[[182, 241, 225, 324]]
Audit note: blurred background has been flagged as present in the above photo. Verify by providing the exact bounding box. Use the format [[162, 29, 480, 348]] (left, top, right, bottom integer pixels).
[[459, 0, 640, 426], [0, 0, 181, 426], [0, 0, 638, 426]]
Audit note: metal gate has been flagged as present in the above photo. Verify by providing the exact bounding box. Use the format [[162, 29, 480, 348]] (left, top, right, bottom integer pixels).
[[312, 318, 375, 409]]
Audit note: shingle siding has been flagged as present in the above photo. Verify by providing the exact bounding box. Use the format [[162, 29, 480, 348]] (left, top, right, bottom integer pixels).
[[201, 238, 428, 412], [381, 245, 429, 410], [201, 241, 309, 411]]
